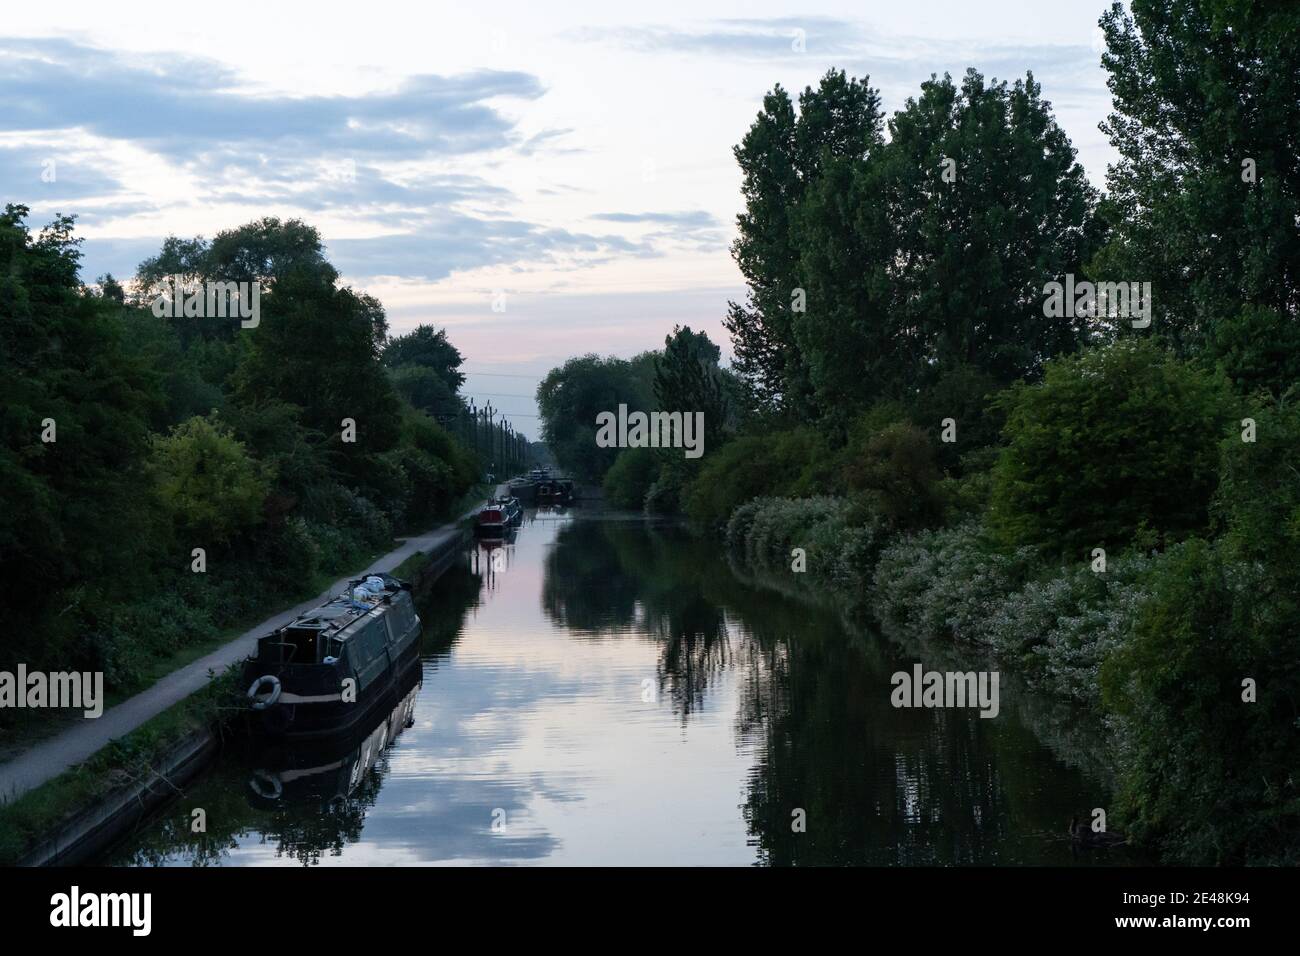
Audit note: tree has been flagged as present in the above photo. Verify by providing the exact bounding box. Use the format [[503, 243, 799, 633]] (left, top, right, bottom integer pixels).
[[653, 325, 732, 453], [151, 416, 270, 545], [135, 218, 344, 343], [536, 353, 655, 481], [725, 70, 884, 415], [0, 205, 167, 667], [602, 447, 661, 510], [1095, 0, 1300, 355], [382, 325, 466, 393], [793, 70, 1099, 423], [383, 325, 467, 422], [232, 269, 402, 492]]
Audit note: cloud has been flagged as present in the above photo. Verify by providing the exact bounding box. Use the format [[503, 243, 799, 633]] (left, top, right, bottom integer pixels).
[[588, 210, 727, 253], [570, 17, 862, 59], [568, 18, 1106, 105], [0, 38, 544, 164], [0, 143, 125, 200], [590, 210, 718, 227], [325, 215, 656, 282]]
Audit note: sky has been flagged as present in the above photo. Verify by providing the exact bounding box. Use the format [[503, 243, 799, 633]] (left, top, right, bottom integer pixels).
[[0, 0, 1122, 438]]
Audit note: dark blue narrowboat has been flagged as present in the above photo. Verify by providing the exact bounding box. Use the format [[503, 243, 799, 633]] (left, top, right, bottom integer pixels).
[[242, 572, 421, 739]]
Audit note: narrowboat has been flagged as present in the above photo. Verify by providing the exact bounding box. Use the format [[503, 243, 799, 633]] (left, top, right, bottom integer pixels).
[[474, 496, 521, 535], [242, 572, 421, 739], [508, 467, 574, 505], [474, 500, 511, 536]]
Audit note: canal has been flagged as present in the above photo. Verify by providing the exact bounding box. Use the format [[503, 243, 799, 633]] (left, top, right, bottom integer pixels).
[[105, 510, 1132, 866]]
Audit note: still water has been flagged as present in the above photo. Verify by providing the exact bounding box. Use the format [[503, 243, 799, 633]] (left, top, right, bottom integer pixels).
[[107, 510, 1130, 866]]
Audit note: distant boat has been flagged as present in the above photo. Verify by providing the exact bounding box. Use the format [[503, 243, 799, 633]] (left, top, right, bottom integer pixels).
[[474, 499, 518, 536], [241, 572, 421, 739]]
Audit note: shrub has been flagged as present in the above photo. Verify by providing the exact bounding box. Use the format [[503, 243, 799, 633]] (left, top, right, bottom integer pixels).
[[1213, 395, 1300, 571], [1207, 304, 1300, 397], [725, 498, 769, 553], [682, 428, 835, 530], [841, 421, 944, 530], [989, 339, 1236, 556], [744, 496, 841, 572], [151, 416, 270, 545], [1101, 539, 1300, 864], [985, 552, 1155, 704], [603, 447, 661, 510], [873, 522, 1033, 645]]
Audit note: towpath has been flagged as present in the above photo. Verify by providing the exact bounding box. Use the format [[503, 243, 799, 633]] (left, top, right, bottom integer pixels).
[[0, 505, 481, 803]]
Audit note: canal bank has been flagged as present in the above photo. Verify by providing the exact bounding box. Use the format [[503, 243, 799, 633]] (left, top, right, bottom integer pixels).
[[0, 509, 479, 866]]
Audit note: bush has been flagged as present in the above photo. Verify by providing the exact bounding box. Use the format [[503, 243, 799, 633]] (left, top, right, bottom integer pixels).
[[1101, 539, 1300, 864], [984, 552, 1154, 704], [989, 339, 1236, 556], [1213, 395, 1300, 571], [603, 447, 662, 510], [1207, 305, 1300, 397], [841, 421, 944, 531], [744, 496, 841, 572], [873, 522, 1034, 645], [151, 416, 270, 546], [683, 428, 835, 529], [907, 362, 1004, 472]]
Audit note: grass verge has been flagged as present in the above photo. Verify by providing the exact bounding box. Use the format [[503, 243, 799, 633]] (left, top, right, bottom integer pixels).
[[0, 666, 243, 866]]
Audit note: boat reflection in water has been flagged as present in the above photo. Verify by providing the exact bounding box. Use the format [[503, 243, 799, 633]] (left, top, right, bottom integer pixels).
[[246, 664, 422, 813]]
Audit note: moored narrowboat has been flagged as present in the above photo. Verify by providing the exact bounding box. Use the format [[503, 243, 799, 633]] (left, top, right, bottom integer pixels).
[[241, 572, 421, 739], [474, 500, 514, 536]]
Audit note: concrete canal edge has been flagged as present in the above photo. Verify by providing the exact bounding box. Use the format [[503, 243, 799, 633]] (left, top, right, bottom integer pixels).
[[16, 524, 472, 867]]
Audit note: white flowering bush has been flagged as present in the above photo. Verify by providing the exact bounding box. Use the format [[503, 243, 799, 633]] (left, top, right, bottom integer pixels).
[[725, 498, 769, 553], [744, 496, 842, 571], [873, 522, 1033, 644]]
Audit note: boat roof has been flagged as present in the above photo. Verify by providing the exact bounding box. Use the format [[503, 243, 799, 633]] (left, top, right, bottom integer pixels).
[[277, 574, 406, 639]]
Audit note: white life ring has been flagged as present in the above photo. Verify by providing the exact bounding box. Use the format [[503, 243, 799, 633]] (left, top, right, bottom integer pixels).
[[247, 674, 282, 711], [248, 769, 283, 800]]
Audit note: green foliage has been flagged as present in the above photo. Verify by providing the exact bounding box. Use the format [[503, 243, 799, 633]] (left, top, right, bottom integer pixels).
[[1214, 394, 1300, 571], [1206, 305, 1300, 397], [1101, 539, 1300, 863], [989, 340, 1236, 556], [603, 447, 661, 510], [151, 416, 269, 546], [1096, 0, 1300, 356], [682, 428, 835, 530], [0, 208, 476, 700], [381, 405, 477, 529], [653, 325, 732, 453], [389, 363, 458, 419], [905, 363, 1004, 472], [234, 271, 399, 456], [0, 205, 169, 672], [728, 67, 1098, 422], [536, 353, 655, 481], [841, 421, 944, 531], [725, 70, 884, 414], [873, 522, 1034, 646], [381, 325, 465, 392]]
